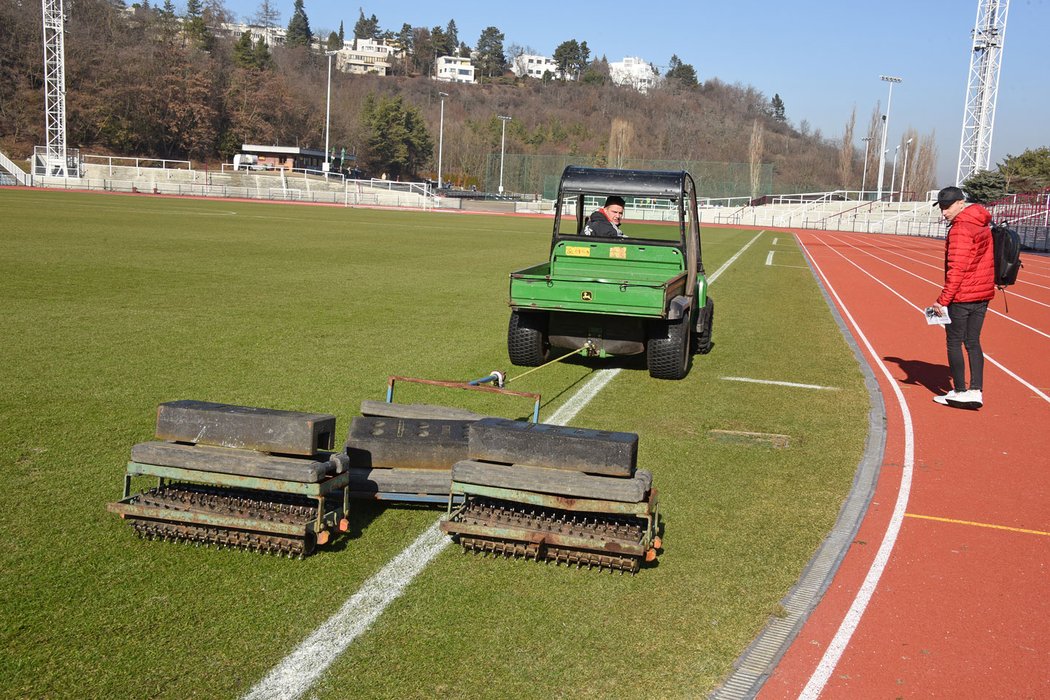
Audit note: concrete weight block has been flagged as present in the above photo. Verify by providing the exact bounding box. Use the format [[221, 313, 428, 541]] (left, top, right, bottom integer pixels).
[[467, 418, 637, 476], [131, 441, 334, 483], [155, 400, 336, 457], [345, 417, 469, 470], [452, 460, 651, 503]]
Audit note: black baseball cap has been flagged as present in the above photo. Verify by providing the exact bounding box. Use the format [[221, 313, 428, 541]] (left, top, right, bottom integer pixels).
[[933, 186, 966, 208]]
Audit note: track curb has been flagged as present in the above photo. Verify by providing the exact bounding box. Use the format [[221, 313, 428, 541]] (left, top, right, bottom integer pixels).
[[708, 231, 887, 699]]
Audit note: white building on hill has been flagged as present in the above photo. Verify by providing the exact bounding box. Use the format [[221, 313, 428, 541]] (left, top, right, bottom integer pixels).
[[220, 22, 286, 48], [513, 54, 568, 80], [334, 38, 400, 75], [609, 57, 661, 93], [435, 55, 475, 84]]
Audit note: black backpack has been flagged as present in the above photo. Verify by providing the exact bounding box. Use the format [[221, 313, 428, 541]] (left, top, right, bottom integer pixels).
[[991, 221, 1022, 287]]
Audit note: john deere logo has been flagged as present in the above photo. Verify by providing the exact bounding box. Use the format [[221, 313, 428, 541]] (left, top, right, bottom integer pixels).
[[581, 291, 593, 301]]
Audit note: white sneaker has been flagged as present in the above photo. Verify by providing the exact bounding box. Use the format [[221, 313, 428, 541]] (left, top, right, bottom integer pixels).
[[947, 389, 983, 409], [933, 390, 961, 406]]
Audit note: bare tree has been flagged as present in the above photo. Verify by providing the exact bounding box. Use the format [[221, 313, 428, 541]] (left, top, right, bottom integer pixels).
[[608, 118, 634, 168], [910, 130, 939, 198], [252, 0, 280, 28], [864, 101, 882, 194], [749, 119, 764, 199], [838, 106, 856, 189]]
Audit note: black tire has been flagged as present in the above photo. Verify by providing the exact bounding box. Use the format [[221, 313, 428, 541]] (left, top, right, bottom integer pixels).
[[695, 297, 714, 355], [508, 311, 550, 366], [647, 319, 691, 379]]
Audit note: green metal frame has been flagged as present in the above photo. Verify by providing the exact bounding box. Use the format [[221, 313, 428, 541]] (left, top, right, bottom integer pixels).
[[111, 461, 350, 536], [444, 481, 660, 553]]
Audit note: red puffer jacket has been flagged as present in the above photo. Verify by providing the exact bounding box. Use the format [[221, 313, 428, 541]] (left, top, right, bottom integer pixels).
[[937, 203, 995, 305]]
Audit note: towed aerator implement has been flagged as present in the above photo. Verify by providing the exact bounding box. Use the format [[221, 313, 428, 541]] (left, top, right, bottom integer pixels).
[[109, 379, 662, 572], [440, 418, 661, 573], [107, 400, 351, 558]]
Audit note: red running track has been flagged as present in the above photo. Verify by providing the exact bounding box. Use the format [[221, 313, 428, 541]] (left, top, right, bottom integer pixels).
[[760, 231, 1050, 699]]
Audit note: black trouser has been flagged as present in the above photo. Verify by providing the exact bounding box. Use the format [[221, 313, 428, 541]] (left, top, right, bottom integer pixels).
[[945, 300, 989, 391]]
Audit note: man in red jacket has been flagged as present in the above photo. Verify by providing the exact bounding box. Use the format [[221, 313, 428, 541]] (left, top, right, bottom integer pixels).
[[930, 186, 995, 409]]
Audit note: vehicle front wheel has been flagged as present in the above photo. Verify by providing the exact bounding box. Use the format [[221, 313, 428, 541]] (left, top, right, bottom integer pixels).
[[647, 319, 690, 379], [507, 311, 550, 366]]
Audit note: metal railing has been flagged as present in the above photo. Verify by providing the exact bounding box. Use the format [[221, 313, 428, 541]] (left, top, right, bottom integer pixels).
[[0, 150, 32, 186]]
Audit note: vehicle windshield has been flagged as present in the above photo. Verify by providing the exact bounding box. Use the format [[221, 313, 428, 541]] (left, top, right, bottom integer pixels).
[[554, 194, 685, 244]]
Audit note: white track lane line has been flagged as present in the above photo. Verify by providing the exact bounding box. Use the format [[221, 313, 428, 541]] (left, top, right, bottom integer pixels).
[[796, 230, 1050, 697], [823, 232, 1050, 338], [243, 230, 764, 700], [818, 234, 1050, 404], [795, 233, 916, 699], [870, 234, 1050, 301]]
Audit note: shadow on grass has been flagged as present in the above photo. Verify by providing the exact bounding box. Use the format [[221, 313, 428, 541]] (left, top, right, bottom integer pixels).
[[883, 356, 952, 394]]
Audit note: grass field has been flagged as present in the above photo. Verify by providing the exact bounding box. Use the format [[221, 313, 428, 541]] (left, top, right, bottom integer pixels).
[[0, 189, 870, 699]]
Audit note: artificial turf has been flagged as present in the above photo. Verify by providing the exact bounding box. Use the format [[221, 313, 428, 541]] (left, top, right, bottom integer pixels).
[[0, 189, 869, 699]]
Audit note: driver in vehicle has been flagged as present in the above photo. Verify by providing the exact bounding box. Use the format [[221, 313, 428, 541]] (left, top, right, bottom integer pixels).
[[582, 196, 626, 238]]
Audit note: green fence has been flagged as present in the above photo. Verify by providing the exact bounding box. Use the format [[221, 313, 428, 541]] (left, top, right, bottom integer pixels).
[[483, 153, 773, 200]]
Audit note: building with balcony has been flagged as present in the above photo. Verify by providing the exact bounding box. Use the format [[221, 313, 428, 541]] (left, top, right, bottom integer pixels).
[[434, 55, 475, 84]]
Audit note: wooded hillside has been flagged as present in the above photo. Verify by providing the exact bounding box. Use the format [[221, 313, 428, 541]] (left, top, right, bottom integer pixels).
[[0, 0, 939, 196]]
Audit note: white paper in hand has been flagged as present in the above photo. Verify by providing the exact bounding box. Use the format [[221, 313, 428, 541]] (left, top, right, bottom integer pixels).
[[924, 306, 951, 325]]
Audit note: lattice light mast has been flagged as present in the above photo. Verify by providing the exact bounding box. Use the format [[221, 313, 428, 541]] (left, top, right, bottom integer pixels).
[[41, 0, 69, 177], [956, 0, 1010, 185]]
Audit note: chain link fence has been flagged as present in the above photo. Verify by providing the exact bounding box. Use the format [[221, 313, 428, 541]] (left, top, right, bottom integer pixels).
[[482, 153, 773, 201]]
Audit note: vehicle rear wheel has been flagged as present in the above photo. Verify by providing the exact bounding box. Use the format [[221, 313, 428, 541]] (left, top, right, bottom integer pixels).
[[647, 319, 690, 379], [695, 297, 714, 355], [508, 311, 550, 366]]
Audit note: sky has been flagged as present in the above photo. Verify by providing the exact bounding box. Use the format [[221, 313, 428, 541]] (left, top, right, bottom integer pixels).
[[219, 0, 1050, 188]]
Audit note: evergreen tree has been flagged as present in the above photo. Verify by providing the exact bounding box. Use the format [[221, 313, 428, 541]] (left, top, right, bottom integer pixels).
[[769, 94, 786, 122], [998, 146, 1050, 192], [362, 94, 433, 179], [253, 37, 273, 69], [475, 26, 506, 80], [354, 9, 379, 40], [962, 170, 1008, 204], [233, 30, 255, 67], [431, 26, 450, 57], [665, 54, 698, 88], [446, 19, 458, 51], [338, 21, 344, 43], [327, 31, 341, 51], [183, 0, 211, 48], [286, 0, 312, 48]]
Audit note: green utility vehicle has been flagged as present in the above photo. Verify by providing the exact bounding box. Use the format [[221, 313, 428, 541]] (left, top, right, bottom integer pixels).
[[508, 166, 713, 379]]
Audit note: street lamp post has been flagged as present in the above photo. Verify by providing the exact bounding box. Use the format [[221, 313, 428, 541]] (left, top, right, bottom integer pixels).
[[899, 137, 914, 202], [890, 144, 901, 203], [876, 75, 902, 201], [437, 92, 448, 191], [324, 49, 339, 174], [860, 136, 874, 200], [497, 115, 512, 195]]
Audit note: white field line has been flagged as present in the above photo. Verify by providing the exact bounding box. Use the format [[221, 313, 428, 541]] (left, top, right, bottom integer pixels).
[[823, 232, 1050, 337], [795, 234, 916, 699], [772, 237, 779, 245], [243, 230, 763, 700], [765, 251, 775, 266], [721, 376, 840, 391]]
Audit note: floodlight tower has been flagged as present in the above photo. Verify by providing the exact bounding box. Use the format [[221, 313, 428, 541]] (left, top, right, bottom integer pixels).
[[956, 0, 1010, 185], [41, 0, 70, 176]]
